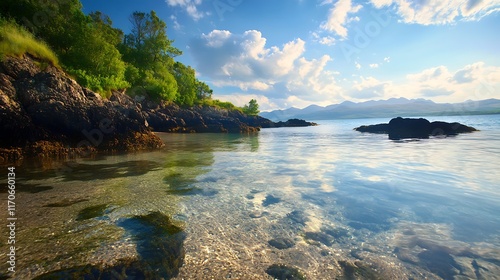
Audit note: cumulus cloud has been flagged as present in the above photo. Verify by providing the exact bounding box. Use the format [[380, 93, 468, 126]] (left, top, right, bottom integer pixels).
[[311, 32, 337, 46], [369, 63, 379, 68], [352, 62, 500, 102], [320, 0, 363, 38], [170, 15, 181, 30], [189, 29, 342, 108], [453, 62, 483, 83], [369, 0, 500, 24], [166, 0, 206, 20], [319, 36, 337, 46], [350, 76, 391, 99], [345, 62, 500, 103], [212, 93, 277, 111]]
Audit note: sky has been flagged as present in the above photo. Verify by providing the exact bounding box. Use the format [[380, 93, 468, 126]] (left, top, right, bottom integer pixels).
[[80, 0, 500, 111]]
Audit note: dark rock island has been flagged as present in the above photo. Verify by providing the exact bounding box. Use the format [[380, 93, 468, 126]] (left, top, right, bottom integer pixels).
[[355, 117, 477, 140]]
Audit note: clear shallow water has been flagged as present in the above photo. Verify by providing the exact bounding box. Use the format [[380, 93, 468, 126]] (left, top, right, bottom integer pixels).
[[2, 115, 500, 279]]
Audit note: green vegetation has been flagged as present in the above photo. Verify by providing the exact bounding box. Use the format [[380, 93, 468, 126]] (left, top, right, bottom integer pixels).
[[0, 0, 257, 113], [0, 18, 58, 66], [243, 99, 260, 115], [198, 99, 243, 112]]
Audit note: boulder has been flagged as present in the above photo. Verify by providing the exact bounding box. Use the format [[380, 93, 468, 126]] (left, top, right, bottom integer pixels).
[[273, 118, 318, 128], [354, 117, 477, 140]]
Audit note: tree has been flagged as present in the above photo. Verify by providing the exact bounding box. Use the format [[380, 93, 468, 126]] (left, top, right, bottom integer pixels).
[[122, 11, 181, 68], [121, 11, 182, 102], [196, 81, 213, 100], [243, 99, 259, 116], [172, 62, 197, 106]]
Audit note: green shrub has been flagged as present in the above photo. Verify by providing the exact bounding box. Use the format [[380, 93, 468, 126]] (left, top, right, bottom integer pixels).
[[68, 68, 130, 98], [0, 18, 59, 66], [142, 70, 178, 102], [242, 99, 259, 116], [197, 99, 244, 112]]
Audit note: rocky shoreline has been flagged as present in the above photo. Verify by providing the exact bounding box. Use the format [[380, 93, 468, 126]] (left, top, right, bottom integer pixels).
[[0, 56, 314, 164]]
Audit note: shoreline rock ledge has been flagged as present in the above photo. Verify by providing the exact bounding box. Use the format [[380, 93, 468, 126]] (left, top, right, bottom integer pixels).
[[0, 56, 316, 163], [354, 117, 477, 140], [0, 56, 165, 163]]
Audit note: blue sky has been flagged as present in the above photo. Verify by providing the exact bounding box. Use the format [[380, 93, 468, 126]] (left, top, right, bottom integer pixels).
[[81, 0, 500, 111]]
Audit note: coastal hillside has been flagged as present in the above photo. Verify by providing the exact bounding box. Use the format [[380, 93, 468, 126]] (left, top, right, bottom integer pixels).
[[0, 4, 285, 163], [0, 55, 278, 162]]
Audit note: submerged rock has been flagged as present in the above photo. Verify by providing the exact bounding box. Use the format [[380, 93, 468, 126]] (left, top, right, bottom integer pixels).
[[34, 212, 186, 279], [286, 210, 309, 226], [265, 264, 305, 280], [268, 238, 295, 249], [117, 212, 186, 278], [418, 249, 462, 280], [338, 260, 382, 280], [75, 204, 109, 221], [354, 117, 477, 140], [262, 194, 281, 207], [304, 231, 334, 246]]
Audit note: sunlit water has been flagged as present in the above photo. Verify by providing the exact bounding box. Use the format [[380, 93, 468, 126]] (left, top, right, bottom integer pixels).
[[2, 115, 500, 279]]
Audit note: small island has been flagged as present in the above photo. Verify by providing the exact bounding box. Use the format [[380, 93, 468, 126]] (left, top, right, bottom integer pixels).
[[354, 117, 477, 140]]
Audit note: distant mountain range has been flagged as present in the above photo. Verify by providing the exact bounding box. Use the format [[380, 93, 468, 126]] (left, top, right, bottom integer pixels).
[[260, 98, 500, 121]]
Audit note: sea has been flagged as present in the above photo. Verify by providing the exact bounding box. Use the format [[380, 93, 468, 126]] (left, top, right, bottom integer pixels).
[[2, 114, 500, 279]]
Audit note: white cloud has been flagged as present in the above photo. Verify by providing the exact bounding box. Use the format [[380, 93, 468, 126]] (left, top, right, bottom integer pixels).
[[371, 0, 393, 9], [369, 63, 379, 68], [170, 15, 181, 30], [190, 30, 343, 109], [312, 32, 337, 46], [166, 0, 207, 20], [384, 57, 390, 63], [320, 0, 363, 38], [350, 76, 391, 99], [370, 0, 500, 25], [212, 93, 277, 111], [355, 62, 362, 69], [210, 61, 500, 109], [319, 36, 337, 46], [350, 62, 500, 103]]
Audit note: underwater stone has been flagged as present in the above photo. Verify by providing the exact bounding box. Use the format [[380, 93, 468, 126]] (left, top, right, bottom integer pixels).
[[286, 210, 308, 226], [268, 238, 295, 249], [304, 232, 334, 246], [76, 204, 109, 221], [262, 194, 281, 207], [265, 264, 305, 280]]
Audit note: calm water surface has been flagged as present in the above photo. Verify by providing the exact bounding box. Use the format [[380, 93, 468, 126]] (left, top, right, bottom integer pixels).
[[2, 115, 500, 279]]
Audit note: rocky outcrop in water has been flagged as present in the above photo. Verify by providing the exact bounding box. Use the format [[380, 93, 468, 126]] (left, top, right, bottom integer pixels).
[[123, 94, 274, 133], [273, 118, 318, 128], [0, 56, 164, 163], [355, 117, 477, 140], [0, 56, 316, 163]]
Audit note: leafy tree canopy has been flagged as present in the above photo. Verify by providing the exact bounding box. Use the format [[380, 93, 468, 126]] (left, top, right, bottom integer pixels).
[[243, 99, 260, 116], [0, 1, 235, 108]]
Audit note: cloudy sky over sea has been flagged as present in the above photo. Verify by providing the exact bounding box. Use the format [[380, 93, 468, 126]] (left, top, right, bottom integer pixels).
[[81, 0, 500, 110]]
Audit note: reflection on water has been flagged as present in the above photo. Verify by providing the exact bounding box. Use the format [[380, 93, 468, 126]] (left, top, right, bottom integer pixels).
[[1, 116, 500, 279]]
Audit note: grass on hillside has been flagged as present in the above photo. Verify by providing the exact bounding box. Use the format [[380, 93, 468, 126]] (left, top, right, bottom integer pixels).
[[197, 99, 244, 113], [0, 19, 59, 66]]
